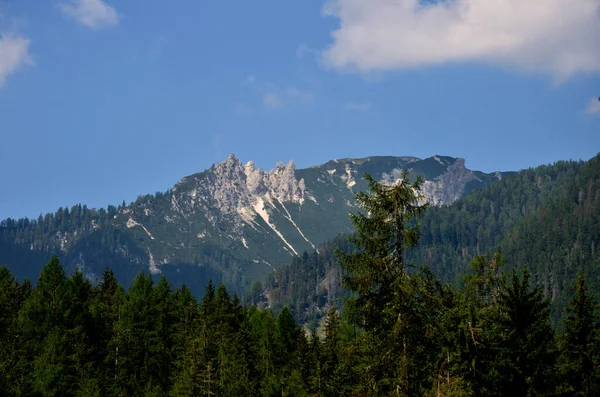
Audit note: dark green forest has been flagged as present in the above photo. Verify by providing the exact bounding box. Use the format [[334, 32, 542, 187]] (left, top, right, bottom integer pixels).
[[261, 155, 600, 327], [0, 195, 239, 296], [2, 167, 600, 396]]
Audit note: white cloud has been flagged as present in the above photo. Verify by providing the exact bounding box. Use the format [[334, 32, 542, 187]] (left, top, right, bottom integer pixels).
[[345, 102, 370, 111], [0, 33, 32, 87], [263, 86, 313, 109], [245, 76, 314, 109], [322, 0, 600, 80], [263, 92, 284, 109], [586, 97, 600, 115], [60, 0, 118, 30]]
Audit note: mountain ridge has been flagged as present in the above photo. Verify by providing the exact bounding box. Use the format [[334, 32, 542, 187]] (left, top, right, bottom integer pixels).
[[258, 154, 600, 326], [0, 153, 508, 293]]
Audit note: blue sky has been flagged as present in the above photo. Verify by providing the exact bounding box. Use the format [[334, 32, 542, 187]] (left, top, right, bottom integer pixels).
[[0, 0, 599, 220]]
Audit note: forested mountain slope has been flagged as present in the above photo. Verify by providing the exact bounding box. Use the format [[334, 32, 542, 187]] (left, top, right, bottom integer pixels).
[[260, 154, 599, 324], [0, 154, 503, 294]]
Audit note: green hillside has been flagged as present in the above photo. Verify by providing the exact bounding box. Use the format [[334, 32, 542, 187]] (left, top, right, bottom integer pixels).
[[261, 154, 600, 325]]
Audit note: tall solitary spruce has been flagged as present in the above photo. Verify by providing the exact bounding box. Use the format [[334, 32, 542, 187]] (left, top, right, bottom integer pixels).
[[338, 170, 428, 328], [337, 170, 428, 395]]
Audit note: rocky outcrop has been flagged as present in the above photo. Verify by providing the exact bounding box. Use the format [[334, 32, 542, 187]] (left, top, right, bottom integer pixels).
[[381, 158, 497, 206], [117, 153, 504, 279], [421, 158, 480, 206], [171, 154, 307, 239], [245, 160, 306, 203]]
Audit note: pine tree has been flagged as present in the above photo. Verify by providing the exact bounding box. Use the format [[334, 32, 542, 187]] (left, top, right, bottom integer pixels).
[[496, 269, 556, 396], [151, 275, 177, 393], [107, 271, 165, 395], [295, 329, 314, 393], [338, 171, 427, 329], [557, 271, 600, 395], [247, 307, 280, 395], [337, 171, 428, 395], [278, 306, 299, 359], [89, 266, 122, 395], [18, 255, 73, 395], [461, 254, 504, 396], [0, 266, 32, 395], [65, 268, 97, 395], [309, 327, 322, 394], [321, 306, 342, 397], [170, 334, 211, 396]]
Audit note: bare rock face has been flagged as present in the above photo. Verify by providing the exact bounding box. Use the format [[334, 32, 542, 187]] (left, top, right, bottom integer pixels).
[[265, 160, 305, 203], [380, 168, 406, 185], [381, 157, 486, 206], [127, 153, 503, 278], [173, 154, 495, 240], [208, 153, 252, 216], [421, 158, 480, 206], [172, 154, 307, 235], [244, 161, 268, 196]]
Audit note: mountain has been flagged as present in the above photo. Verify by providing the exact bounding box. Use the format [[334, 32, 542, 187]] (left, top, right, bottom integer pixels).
[[0, 154, 505, 293], [259, 154, 600, 325]]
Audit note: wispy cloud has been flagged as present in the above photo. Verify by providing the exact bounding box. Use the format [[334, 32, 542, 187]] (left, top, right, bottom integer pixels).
[[345, 102, 371, 112], [586, 97, 600, 115], [263, 86, 313, 109], [296, 43, 319, 60], [0, 33, 33, 87], [233, 102, 253, 116], [245, 76, 314, 110], [322, 0, 600, 80], [59, 0, 118, 30]]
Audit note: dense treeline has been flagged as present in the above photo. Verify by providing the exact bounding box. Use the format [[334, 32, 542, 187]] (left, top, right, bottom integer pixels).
[[417, 157, 597, 296], [1, 255, 599, 396], [0, 201, 129, 248], [0, 191, 173, 245], [0, 189, 250, 296], [246, 236, 353, 327]]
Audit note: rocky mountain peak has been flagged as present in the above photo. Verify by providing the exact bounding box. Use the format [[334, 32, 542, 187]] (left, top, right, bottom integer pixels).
[[226, 152, 241, 163], [421, 157, 481, 206], [217, 153, 244, 175], [1, 152, 509, 292], [142, 153, 505, 281], [267, 160, 305, 203], [244, 161, 268, 196]]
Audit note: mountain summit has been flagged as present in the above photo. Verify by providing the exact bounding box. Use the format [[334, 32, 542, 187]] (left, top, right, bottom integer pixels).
[[0, 154, 506, 292]]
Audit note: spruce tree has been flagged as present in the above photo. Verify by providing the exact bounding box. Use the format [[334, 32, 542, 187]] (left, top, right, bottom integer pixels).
[[338, 171, 427, 328], [337, 170, 427, 395], [496, 269, 556, 396], [296, 329, 314, 393], [461, 254, 504, 396], [277, 306, 299, 359], [18, 255, 72, 395], [558, 271, 600, 395], [0, 266, 32, 395], [65, 268, 97, 395], [321, 306, 342, 397], [247, 307, 280, 395]]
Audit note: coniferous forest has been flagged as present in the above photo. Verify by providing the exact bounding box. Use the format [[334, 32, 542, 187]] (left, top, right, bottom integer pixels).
[[2, 171, 600, 397]]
